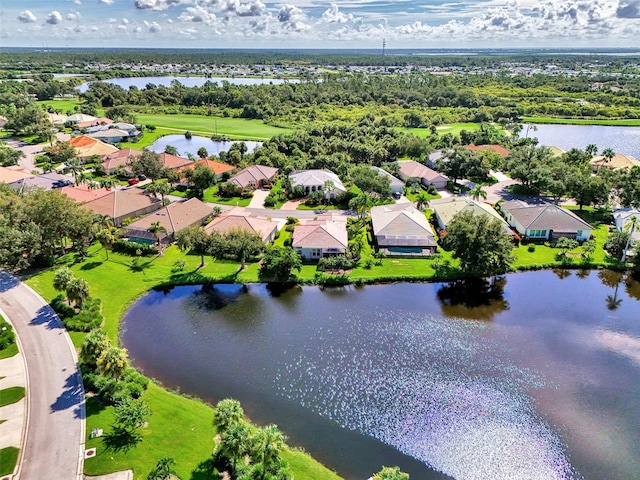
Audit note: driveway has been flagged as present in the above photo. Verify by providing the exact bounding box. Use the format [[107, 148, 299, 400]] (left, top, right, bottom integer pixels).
[[248, 189, 269, 208], [0, 272, 84, 480]]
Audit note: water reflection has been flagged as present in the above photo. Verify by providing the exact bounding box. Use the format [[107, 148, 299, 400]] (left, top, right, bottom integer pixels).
[[436, 277, 508, 320]]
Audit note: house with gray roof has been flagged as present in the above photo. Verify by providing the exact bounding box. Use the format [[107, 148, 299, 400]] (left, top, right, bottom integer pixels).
[[9, 172, 74, 193], [289, 169, 346, 199], [371, 203, 437, 255], [370, 166, 404, 194], [500, 200, 592, 241]]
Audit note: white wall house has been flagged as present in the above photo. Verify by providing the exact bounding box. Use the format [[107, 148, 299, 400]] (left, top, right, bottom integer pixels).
[[501, 200, 592, 241], [289, 169, 346, 200]]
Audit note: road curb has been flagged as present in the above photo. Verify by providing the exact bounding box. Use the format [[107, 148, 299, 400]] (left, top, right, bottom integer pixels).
[[0, 305, 28, 480]]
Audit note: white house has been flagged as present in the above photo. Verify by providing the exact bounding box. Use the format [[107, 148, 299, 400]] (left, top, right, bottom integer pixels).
[[613, 208, 640, 243], [292, 219, 348, 260], [289, 169, 346, 200], [370, 166, 404, 194], [397, 160, 448, 189], [501, 200, 593, 241]]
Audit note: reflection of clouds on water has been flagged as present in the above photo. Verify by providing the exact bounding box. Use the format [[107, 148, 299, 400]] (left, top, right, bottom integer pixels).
[[276, 310, 579, 480], [594, 330, 640, 366]]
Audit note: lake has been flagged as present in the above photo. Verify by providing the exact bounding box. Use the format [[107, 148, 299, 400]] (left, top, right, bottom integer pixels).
[[149, 135, 261, 158], [77, 76, 300, 93], [122, 270, 640, 480], [531, 124, 640, 159]]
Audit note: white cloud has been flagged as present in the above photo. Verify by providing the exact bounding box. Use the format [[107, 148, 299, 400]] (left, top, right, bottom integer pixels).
[[221, 0, 266, 17], [145, 20, 162, 32], [178, 5, 217, 25], [100, 0, 115, 5], [134, 0, 184, 10], [321, 4, 355, 24], [277, 4, 309, 31], [67, 11, 81, 21], [46, 11, 63, 25], [122, 17, 130, 24], [17, 10, 37, 23]]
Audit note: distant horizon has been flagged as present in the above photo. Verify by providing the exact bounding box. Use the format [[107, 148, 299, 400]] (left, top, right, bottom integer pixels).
[[2, 1, 639, 50]]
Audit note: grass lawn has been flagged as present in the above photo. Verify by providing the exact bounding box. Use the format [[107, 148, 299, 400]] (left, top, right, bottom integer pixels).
[[0, 386, 25, 407], [37, 99, 82, 113], [134, 114, 292, 141], [119, 128, 175, 150], [202, 186, 252, 206], [0, 447, 19, 476], [522, 116, 640, 127], [0, 343, 19, 360], [400, 123, 483, 138]]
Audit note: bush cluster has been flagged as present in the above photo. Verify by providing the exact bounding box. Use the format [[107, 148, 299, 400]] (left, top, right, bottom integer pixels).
[[0, 317, 15, 350], [50, 295, 104, 332], [112, 239, 158, 256], [83, 367, 149, 405]]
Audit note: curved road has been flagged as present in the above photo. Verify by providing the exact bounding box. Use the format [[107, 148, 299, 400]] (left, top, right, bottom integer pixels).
[[0, 272, 84, 480]]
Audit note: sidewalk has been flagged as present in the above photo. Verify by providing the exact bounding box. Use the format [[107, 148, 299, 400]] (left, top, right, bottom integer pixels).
[[0, 309, 27, 479]]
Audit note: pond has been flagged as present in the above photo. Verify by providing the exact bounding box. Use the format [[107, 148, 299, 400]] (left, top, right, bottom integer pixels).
[[530, 124, 640, 158], [77, 76, 300, 93], [121, 270, 640, 480], [148, 135, 261, 158]]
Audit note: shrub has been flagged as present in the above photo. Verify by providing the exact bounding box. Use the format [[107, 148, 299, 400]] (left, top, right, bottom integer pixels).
[[63, 297, 104, 332], [283, 238, 292, 247], [172, 259, 186, 272], [112, 240, 158, 256], [263, 193, 277, 207], [0, 318, 15, 350], [527, 244, 536, 252], [50, 294, 76, 319]]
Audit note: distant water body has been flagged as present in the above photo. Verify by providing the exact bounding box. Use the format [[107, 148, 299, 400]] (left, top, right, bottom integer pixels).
[[76, 76, 301, 93], [532, 124, 640, 158]]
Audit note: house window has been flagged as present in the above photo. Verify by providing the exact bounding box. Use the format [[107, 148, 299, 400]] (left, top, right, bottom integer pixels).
[[312, 248, 321, 257], [576, 230, 583, 238], [529, 229, 546, 238]]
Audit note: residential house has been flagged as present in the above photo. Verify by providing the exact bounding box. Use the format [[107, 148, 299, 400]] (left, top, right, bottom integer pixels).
[[59, 184, 113, 203], [433, 197, 511, 233], [589, 153, 640, 172], [177, 158, 235, 179], [87, 129, 131, 144], [68, 135, 118, 159], [76, 117, 113, 130], [228, 165, 278, 190], [80, 187, 162, 226], [9, 172, 74, 192], [466, 144, 511, 158], [157, 152, 193, 171], [123, 197, 212, 245], [370, 203, 437, 255], [289, 169, 346, 199], [426, 150, 446, 169], [101, 148, 142, 175], [204, 208, 280, 243], [500, 199, 592, 241], [370, 166, 404, 194], [397, 160, 448, 189], [613, 208, 640, 243], [0, 165, 33, 184], [292, 218, 348, 260], [65, 113, 98, 125]]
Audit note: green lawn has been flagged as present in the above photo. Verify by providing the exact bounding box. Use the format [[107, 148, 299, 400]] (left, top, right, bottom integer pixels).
[[37, 99, 82, 113], [119, 128, 176, 150], [0, 386, 25, 407], [0, 343, 18, 360], [400, 123, 483, 138], [0, 447, 19, 476], [134, 114, 292, 141], [522, 116, 640, 126], [202, 186, 252, 206]]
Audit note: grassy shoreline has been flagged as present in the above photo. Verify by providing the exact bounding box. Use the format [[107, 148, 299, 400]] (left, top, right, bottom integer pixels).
[[522, 116, 640, 126]]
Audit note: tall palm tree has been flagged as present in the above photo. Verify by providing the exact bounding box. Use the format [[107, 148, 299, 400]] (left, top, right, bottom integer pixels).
[[254, 424, 286, 479], [65, 157, 83, 185], [621, 215, 638, 263], [469, 184, 488, 202], [596, 147, 615, 173], [416, 192, 430, 211], [147, 221, 168, 249], [348, 193, 373, 220]]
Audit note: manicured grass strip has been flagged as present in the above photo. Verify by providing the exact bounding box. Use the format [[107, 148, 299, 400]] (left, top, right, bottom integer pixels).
[[522, 116, 640, 126], [0, 343, 18, 360], [37, 99, 83, 113], [0, 386, 25, 407], [400, 122, 484, 138], [0, 446, 19, 476], [134, 114, 292, 141]]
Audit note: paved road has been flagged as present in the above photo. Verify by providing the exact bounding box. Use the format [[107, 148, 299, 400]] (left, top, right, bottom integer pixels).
[[0, 272, 84, 480]]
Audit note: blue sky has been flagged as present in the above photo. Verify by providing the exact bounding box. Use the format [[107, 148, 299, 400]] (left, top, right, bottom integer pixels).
[[3, 0, 640, 49]]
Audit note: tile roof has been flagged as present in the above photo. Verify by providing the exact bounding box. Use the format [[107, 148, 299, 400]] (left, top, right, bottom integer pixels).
[[0, 166, 33, 184], [76, 117, 113, 129], [501, 200, 592, 233], [371, 204, 436, 248], [466, 144, 511, 158], [370, 166, 404, 189], [292, 219, 348, 250], [229, 165, 278, 188], [69, 136, 119, 157], [101, 148, 142, 172], [80, 187, 161, 220], [433, 198, 508, 230], [204, 212, 278, 242], [589, 154, 640, 171], [157, 152, 193, 170], [125, 197, 212, 239], [177, 158, 235, 176], [289, 169, 346, 192], [397, 160, 448, 183], [9, 172, 73, 191], [59, 184, 113, 203]]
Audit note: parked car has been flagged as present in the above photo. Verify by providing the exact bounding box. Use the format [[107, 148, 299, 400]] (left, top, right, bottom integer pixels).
[[128, 178, 139, 186], [138, 174, 147, 181]]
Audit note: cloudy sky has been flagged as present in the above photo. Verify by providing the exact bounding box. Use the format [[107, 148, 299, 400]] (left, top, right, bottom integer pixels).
[[3, 0, 640, 49]]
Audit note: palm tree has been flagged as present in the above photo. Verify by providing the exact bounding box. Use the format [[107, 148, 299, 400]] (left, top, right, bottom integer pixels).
[[147, 456, 177, 480], [213, 398, 245, 434], [348, 193, 373, 219], [621, 215, 638, 263], [65, 158, 83, 185], [596, 147, 615, 173], [146, 181, 171, 204], [147, 221, 168, 249], [415, 192, 430, 211], [469, 184, 487, 202], [253, 424, 286, 479], [96, 346, 128, 380], [322, 180, 335, 202], [212, 206, 223, 218], [96, 226, 119, 260], [217, 421, 252, 474], [100, 177, 117, 190], [66, 277, 90, 308], [585, 144, 598, 156]]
